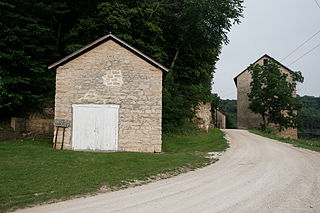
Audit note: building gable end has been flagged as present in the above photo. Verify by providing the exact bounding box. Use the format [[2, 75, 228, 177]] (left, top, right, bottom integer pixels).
[[234, 54, 293, 87], [48, 34, 169, 73]]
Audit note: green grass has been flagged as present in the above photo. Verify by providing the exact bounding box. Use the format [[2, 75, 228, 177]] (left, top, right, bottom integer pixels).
[[163, 128, 228, 153], [0, 128, 227, 212], [249, 129, 320, 152]]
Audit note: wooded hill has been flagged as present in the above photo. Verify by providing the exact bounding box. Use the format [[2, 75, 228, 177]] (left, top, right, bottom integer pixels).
[[0, 0, 244, 131], [222, 99, 237, 128], [298, 95, 320, 139]]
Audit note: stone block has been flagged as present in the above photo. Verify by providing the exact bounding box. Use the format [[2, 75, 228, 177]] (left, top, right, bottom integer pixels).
[[11, 117, 25, 132]]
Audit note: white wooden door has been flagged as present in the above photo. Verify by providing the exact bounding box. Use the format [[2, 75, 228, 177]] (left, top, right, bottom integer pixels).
[[72, 104, 119, 151]]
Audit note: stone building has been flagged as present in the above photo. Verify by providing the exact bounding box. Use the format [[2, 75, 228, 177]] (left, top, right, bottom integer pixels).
[[49, 33, 168, 152], [214, 109, 226, 129], [234, 54, 297, 139]]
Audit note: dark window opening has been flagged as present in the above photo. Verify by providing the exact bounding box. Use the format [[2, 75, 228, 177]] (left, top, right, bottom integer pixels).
[[263, 59, 269, 65]]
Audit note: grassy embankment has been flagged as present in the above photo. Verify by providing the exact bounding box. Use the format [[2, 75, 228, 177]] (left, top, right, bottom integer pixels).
[[249, 129, 320, 152], [0, 128, 227, 212]]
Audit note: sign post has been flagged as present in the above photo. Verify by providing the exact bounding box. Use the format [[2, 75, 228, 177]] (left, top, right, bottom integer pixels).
[[53, 119, 70, 150]]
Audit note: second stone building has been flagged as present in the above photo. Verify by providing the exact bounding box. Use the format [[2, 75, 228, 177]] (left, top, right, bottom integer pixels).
[[234, 54, 297, 139]]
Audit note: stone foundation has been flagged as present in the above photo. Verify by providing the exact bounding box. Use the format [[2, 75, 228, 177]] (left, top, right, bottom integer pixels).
[[11, 117, 25, 132], [0, 130, 19, 141]]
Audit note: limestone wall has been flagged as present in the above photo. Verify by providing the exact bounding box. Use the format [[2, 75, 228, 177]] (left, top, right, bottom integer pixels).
[[0, 130, 19, 141], [192, 102, 212, 132], [214, 110, 226, 129], [5, 114, 54, 137], [54, 40, 162, 152], [26, 115, 54, 134], [237, 70, 262, 129], [278, 128, 298, 139]]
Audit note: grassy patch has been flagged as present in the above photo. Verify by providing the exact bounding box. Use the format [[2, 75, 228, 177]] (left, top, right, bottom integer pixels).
[[249, 129, 320, 152], [162, 121, 202, 135], [163, 128, 228, 153], [0, 128, 227, 212]]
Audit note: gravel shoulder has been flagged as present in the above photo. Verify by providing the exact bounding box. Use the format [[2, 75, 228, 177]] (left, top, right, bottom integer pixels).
[[16, 129, 320, 213]]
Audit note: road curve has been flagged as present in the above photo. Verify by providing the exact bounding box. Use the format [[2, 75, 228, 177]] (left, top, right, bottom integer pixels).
[[16, 130, 320, 213]]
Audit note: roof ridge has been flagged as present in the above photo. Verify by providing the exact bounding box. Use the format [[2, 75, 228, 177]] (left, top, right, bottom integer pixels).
[[48, 33, 169, 73], [233, 54, 293, 87]]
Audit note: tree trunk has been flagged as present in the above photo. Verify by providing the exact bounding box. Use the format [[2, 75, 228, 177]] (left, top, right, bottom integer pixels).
[[56, 15, 63, 49], [262, 115, 266, 130], [146, 2, 160, 22], [170, 48, 180, 69]]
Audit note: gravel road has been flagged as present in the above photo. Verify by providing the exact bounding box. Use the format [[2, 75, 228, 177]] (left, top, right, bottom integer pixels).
[[16, 129, 320, 213]]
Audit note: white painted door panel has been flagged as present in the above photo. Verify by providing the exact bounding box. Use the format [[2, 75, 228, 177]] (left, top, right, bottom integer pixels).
[[72, 104, 119, 151], [72, 106, 95, 150]]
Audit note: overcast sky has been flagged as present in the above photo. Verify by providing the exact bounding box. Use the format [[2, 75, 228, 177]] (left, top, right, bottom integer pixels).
[[213, 0, 320, 100]]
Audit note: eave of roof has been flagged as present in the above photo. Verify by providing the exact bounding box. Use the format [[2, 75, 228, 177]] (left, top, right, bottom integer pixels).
[[233, 54, 293, 87], [48, 33, 169, 73], [215, 109, 226, 116]]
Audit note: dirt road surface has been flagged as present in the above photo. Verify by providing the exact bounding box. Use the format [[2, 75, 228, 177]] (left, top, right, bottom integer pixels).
[[16, 129, 320, 213]]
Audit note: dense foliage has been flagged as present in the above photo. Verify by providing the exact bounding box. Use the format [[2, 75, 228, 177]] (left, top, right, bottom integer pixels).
[[0, 1, 59, 115], [248, 59, 304, 130], [298, 95, 320, 139], [0, 0, 244, 130], [222, 99, 237, 128], [211, 93, 224, 112]]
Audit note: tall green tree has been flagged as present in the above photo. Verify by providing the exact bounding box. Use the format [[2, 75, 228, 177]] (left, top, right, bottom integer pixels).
[[65, 0, 166, 62], [211, 93, 224, 112], [161, 0, 243, 129], [248, 59, 304, 130], [0, 0, 65, 115]]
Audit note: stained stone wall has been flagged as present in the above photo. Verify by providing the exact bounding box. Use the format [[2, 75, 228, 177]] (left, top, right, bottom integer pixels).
[[236, 55, 297, 139], [54, 40, 163, 152], [237, 70, 262, 129], [26, 116, 54, 134], [192, 102, 212, 132]]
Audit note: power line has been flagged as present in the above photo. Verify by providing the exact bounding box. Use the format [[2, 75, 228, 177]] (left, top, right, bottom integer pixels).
[[288, 42, 320, 66], [314, 0, 320, 10], [284, 0, 320, 66], [281, 29, 320, 61]]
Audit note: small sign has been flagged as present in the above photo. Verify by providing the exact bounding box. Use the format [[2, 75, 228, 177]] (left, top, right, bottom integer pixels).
[[54, 119, 70, 127]]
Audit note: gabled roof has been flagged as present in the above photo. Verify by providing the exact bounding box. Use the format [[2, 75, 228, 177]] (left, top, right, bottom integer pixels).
[[233, 54, 293, 87], [215, 108, 226, 116], [48, 33, 169, 73]]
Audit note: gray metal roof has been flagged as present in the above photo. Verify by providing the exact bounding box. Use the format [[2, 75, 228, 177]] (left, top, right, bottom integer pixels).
[[48, 33, 169, 73]]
